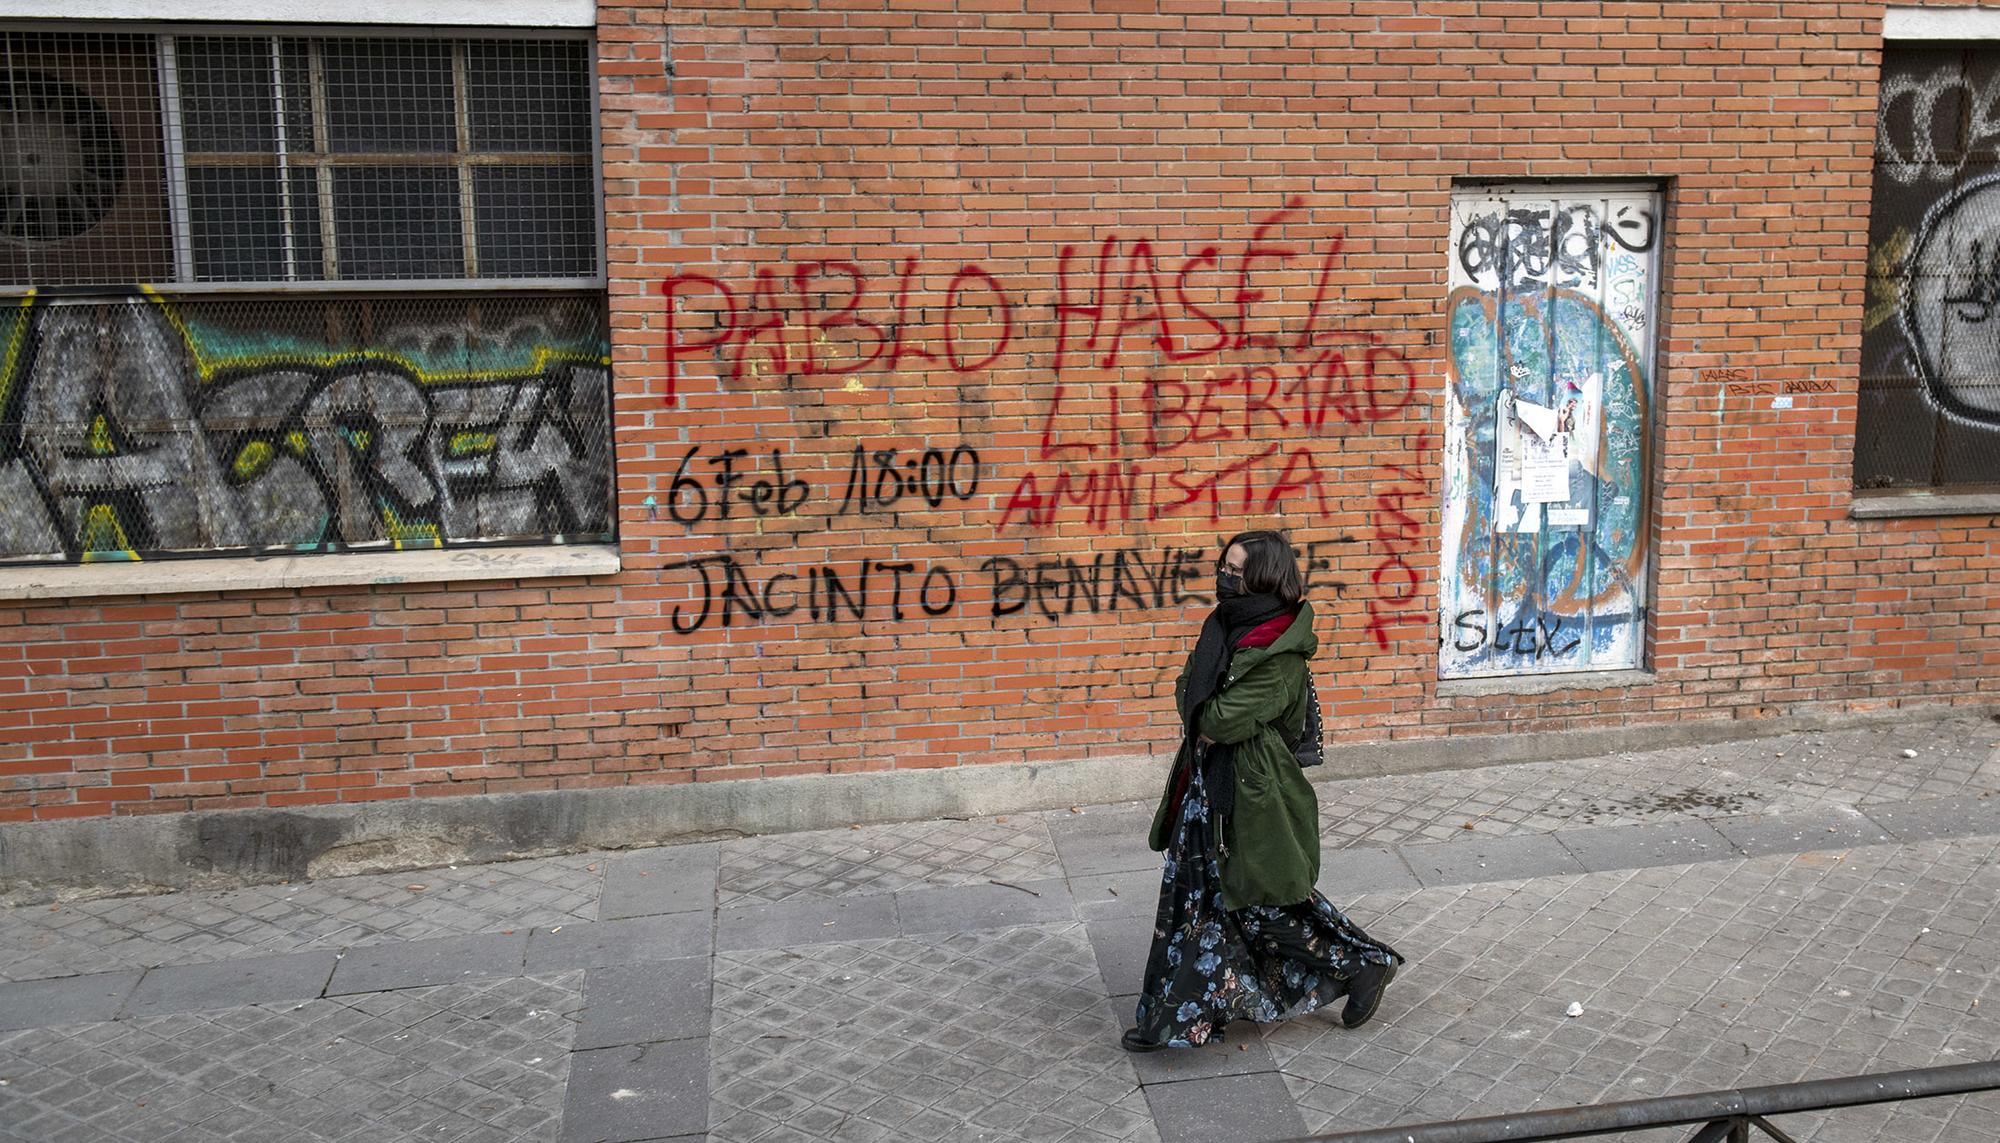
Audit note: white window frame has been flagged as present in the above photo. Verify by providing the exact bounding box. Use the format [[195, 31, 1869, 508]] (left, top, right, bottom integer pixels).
[[1884, 7, 2000, 41], [0, 2, 592, 27]]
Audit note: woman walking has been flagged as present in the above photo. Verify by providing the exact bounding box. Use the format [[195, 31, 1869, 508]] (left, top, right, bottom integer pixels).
[[1123, 530, 1404, 1051]]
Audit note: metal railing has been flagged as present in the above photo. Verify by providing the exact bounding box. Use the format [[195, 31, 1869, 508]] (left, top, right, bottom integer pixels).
[[1297, 1060, 2000, 1143]]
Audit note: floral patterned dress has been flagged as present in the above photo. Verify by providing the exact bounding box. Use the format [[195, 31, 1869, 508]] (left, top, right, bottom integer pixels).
[[1133, 765, 1402, 1047]]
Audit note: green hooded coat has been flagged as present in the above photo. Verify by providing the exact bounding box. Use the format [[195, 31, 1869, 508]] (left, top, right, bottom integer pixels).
[[1148, 601, 1321, 910]]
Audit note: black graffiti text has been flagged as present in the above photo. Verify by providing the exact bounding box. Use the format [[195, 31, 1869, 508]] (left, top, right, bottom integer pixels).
[[1457, 202, 1654, 289], [669, 554, 959, 633], [665, 446, 811, 525], [833, 443, 981, 515], [1446, 609, 1581, 659], [981, 547, 1206, 620], [666, 544, 1206, 634]]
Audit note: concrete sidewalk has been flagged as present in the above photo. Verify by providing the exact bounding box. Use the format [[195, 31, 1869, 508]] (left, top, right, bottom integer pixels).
[[3, 713, 1999, 1143]]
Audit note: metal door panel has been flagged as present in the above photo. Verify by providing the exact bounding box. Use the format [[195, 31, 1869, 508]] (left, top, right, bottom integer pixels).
[[1441, 188, 1657, 678]]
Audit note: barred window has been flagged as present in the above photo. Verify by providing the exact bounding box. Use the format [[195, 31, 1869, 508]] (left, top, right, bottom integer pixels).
[[0, 28, 599, 289], [0, 26, 612, 570], [1860, 44, 2000, 492]]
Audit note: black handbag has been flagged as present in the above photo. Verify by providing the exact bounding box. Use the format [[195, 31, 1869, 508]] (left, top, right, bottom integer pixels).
[[1291, 673, 1325, 769]]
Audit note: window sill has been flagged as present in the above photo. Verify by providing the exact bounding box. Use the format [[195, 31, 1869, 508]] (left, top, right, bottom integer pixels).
[[0, 544, 621, 602], [1850, 491, 2000, 519], [1436, 668, 1656, 698]]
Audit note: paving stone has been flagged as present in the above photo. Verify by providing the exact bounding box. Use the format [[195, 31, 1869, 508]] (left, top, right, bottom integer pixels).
[[3, 714, 1997, 1143], [1070, 869, 1161, 920], [1713, 806, 1895, 857], [1863, 793, 2000, 844], [562, 1038, 708, 1143], [714, 893, 900, 952], [1086, 914, 1156, 1001], [598, 844, 718, 921], [1315, 715, 2000, 850], [1271, 836, 2000, 1139], [119, 951, 336, 1019], [0, 974, 577, 1142], [1401, 832, 1587, 887], [0, 854, 603, 984], [1319, 846, 1422, 895], [1555, 818, 1734, 873], [325, 930, 530, 995], [709, 925, 1158, 1143], [894, 879, 1075, 935], [717, 816, 1062, 906], [574, 958, 711, 1051], [0, 971, 142, 1032], [525, 914, 710, 973], [1048, 809, 1160, 879], [1142, 1071, 1306, 1143]]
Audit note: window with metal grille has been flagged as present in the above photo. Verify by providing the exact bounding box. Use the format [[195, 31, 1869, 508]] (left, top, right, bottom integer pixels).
[[0, 28, 599, 289], [0, 25, 612, 569], [1859, 44, 2000, 492]]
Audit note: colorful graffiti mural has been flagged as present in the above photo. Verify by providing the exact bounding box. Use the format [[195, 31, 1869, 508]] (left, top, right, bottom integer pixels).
[[0, 291, 612, 563], [1440, 193, 1656, 678]]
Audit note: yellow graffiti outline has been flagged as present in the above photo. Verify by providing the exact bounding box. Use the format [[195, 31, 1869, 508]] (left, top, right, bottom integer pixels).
[[0, 290, 37, 415], [139, 285, 611, 386], [379, 503, 443, 551], [1863, 228, 1912, 334], [232, 439, 276, 481], [79, 504, 140, 563], [86, 413, 118, 456], [447, 430, 497, 456]]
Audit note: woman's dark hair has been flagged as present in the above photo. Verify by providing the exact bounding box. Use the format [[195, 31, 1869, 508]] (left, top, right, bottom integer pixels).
[[1222, 529, 1304, 604]]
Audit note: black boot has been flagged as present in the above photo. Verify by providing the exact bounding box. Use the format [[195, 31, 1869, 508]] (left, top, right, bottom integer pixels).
[[1121, 1027, 1167, 1052], [1341, 960, 1398, 1029]]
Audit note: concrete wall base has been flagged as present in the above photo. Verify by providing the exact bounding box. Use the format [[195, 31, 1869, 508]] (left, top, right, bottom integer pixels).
[[2, 702, 1982, 903]]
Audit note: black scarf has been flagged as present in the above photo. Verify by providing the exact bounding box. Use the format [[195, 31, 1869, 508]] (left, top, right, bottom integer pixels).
[[1183, 593, 1291, 822]]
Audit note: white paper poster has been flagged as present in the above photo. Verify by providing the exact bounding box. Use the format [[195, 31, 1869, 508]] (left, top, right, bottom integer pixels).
[[1514, 397, 1573, 503], [1515, 397, 1559, 441]]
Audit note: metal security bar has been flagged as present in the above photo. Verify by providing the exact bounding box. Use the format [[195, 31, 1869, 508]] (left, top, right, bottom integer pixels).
[[1296, 1060, 2000, 1143], [0, 27, 600, 290]]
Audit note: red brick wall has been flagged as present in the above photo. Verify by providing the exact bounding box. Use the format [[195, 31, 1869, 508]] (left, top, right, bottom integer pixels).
[[3, 1, 1995, 823]]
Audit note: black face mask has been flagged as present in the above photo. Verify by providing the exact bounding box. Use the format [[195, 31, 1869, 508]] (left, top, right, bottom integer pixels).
[[1215, 570, 1245, 600]]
